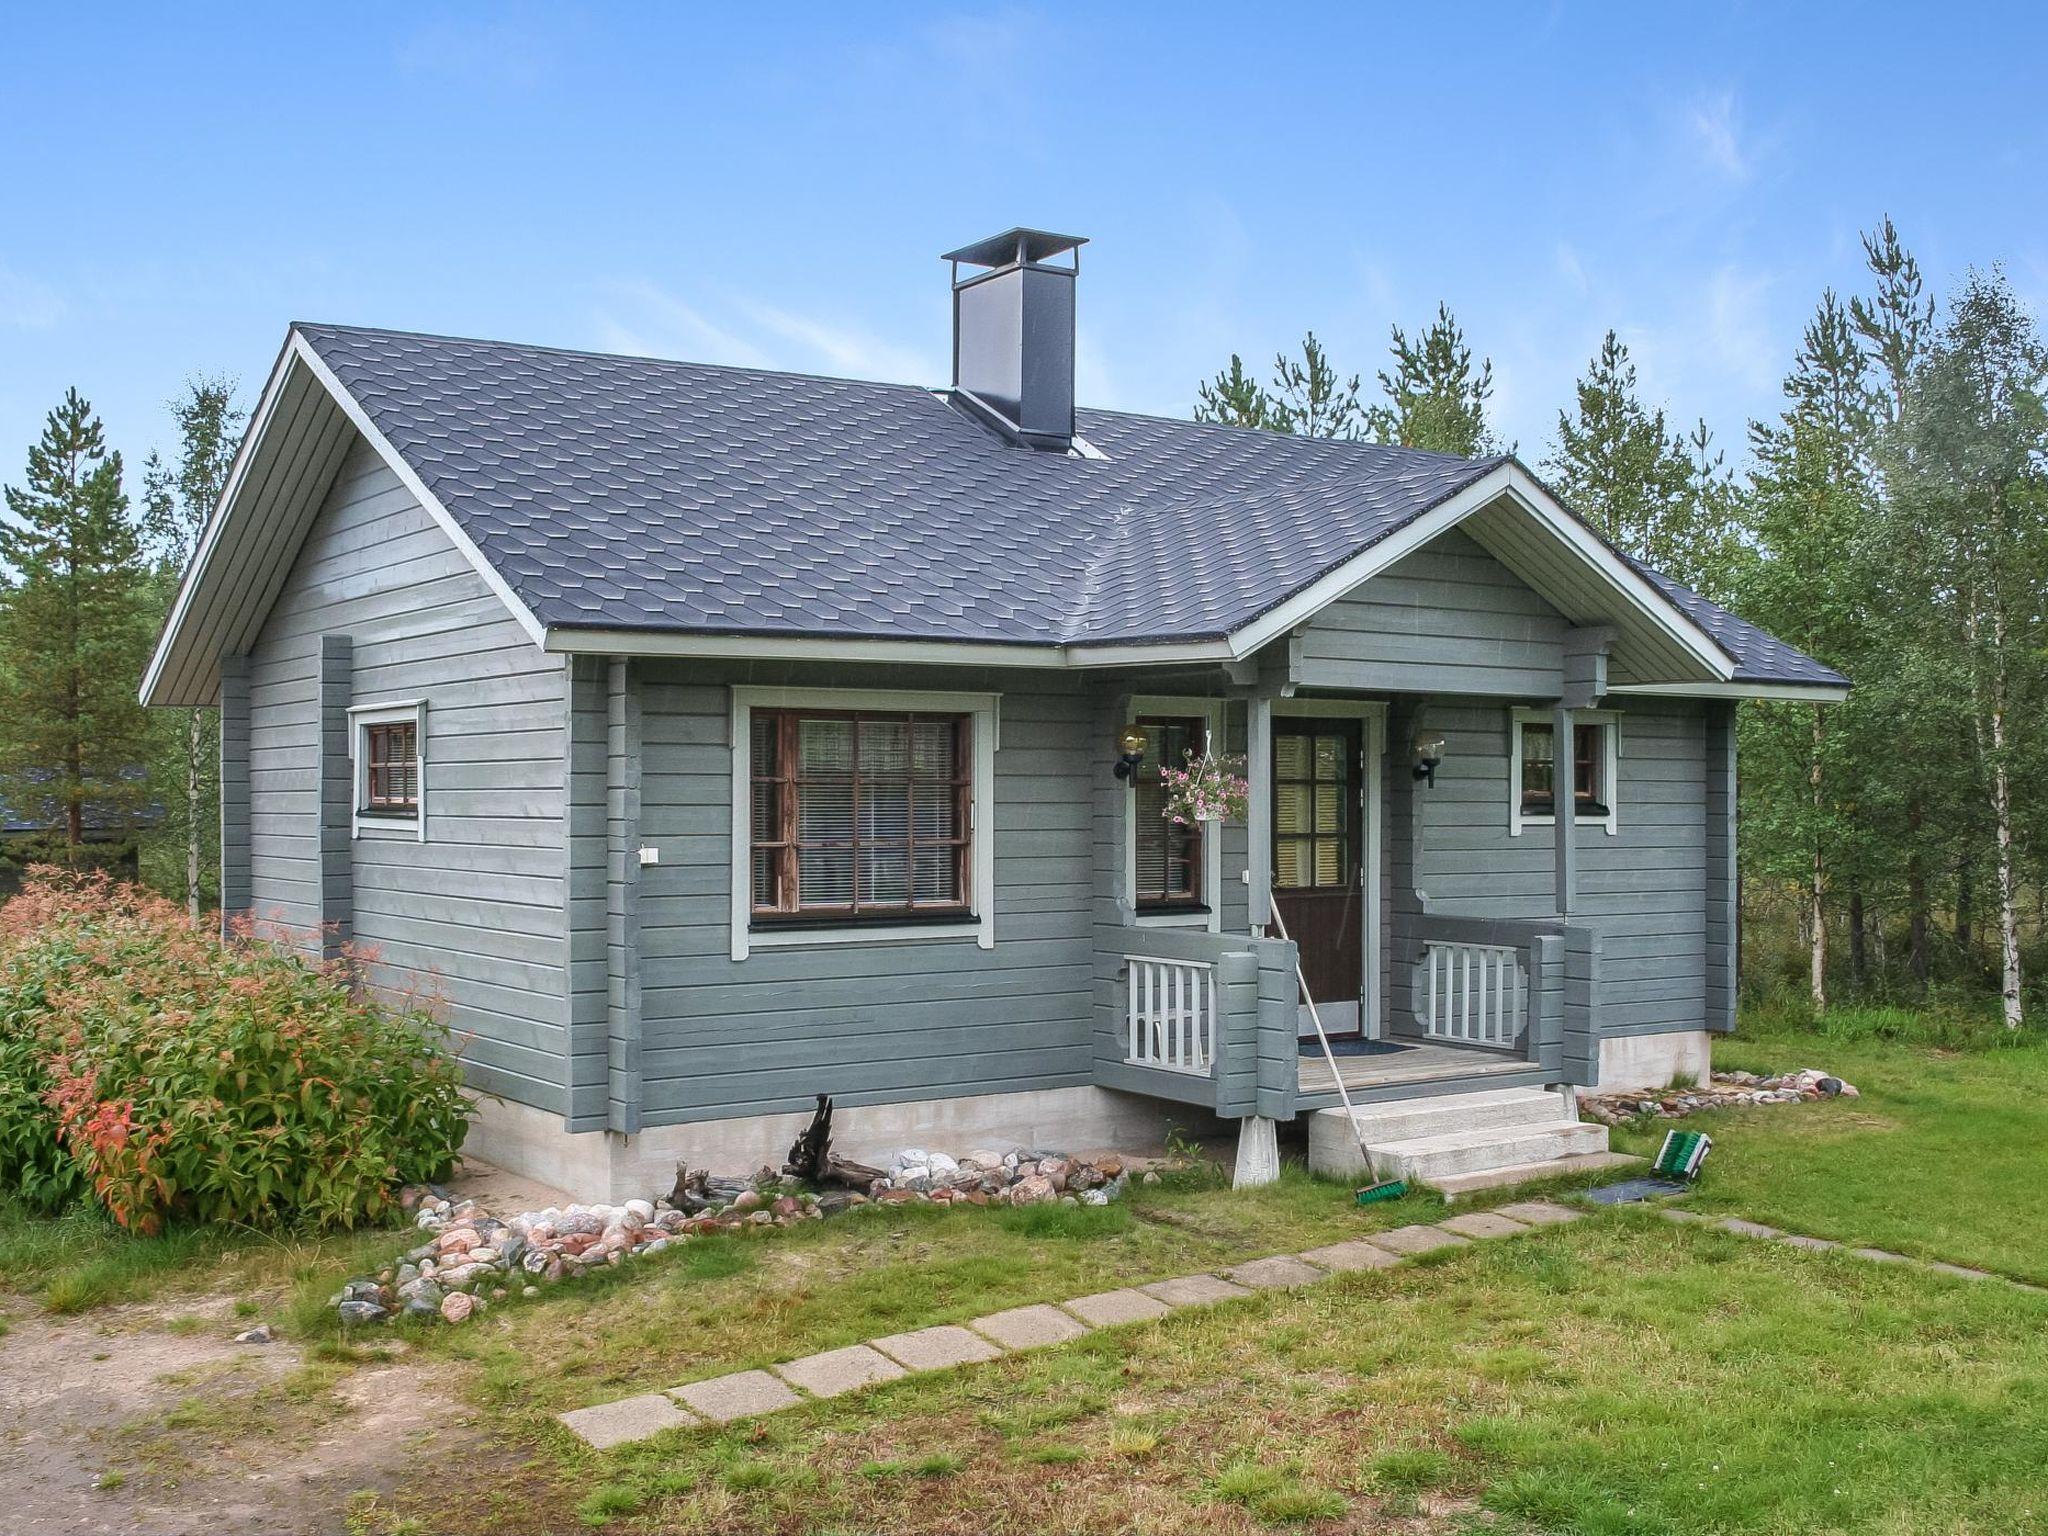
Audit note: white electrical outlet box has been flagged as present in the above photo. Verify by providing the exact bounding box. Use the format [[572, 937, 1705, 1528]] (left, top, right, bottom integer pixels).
[[637, 846, 659, 867]]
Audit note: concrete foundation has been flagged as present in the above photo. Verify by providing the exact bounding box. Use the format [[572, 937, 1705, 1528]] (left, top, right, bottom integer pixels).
[[1595, 1029, 1712, 1091], [462, 1085, 1205, 1202]]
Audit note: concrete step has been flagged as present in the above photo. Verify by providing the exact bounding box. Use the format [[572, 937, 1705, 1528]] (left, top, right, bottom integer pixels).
[[1307, 1087, 1568, 1177], [1367, 1119, 1612, 1182], [1431, 1151, 1643, 1203]]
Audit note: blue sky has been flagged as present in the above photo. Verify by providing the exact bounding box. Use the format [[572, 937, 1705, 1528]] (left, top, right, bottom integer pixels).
[[3, 4, 2045, 483]]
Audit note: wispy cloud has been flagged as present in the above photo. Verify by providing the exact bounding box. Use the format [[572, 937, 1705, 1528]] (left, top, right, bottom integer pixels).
[[0, 264, 64, 330], [1684, 90, 1751, 182], [587, 280, 939, 384]]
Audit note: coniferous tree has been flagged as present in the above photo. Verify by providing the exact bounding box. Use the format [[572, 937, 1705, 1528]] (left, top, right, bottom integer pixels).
[[1195, 334, 1365, 440], [0, 390, 156, 848], [1543, 331, 1714, 583], [1364, 303, 1499, 456], [141, 376, 241, 921]]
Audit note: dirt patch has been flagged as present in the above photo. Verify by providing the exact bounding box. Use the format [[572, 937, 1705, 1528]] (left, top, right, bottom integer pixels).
[[1, 1297, 491, 1535]]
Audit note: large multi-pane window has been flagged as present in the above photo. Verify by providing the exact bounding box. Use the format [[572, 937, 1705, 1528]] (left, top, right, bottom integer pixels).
[[748, 710, 972, 922], [1273, 728, 1352, 889], [1132, 715, 1205, 909]]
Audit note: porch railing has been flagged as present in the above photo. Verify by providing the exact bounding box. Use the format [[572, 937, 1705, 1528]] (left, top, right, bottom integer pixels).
[[1421, 938, 1525, 1048], [1124, 952, 1218, 1074]]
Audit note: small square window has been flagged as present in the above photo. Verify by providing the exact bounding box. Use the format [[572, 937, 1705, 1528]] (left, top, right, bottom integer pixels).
[[351, 702, 426, 838], [1511, 710, 1616, 835]]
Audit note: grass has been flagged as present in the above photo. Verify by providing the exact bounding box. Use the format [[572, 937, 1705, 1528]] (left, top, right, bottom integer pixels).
[[1611, 1012, 2048, 1282], [0, 1198, 417, 1319]]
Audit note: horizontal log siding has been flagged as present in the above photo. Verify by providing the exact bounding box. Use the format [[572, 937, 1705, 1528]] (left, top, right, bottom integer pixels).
[[243, 439, 568, 1111], [1296, 527, 1567, 697], [1411, 695, 1708, 1038], [634, 661, 1096, 1125]]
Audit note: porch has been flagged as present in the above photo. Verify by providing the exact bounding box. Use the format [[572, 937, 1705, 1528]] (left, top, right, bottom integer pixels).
[[1091, 911, 1596, 1126]]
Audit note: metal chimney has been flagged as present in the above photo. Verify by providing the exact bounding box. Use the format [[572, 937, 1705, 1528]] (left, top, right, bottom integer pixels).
[[943, 228, 1085, 451]]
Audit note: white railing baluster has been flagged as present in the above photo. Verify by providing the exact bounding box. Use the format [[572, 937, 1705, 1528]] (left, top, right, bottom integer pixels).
[[1122, 953, 1217, 1076], [1420, 938, 1527, 1049]]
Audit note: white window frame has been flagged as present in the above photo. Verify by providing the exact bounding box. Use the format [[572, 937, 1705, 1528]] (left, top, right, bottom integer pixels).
[[349, 698, 427, 841], [1509, 706, 1619, 837], [1124, 696, 1227, 932], [729, 685, 1000, 961]]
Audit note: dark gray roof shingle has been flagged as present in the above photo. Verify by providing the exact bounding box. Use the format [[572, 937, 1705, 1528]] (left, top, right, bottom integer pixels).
[[297, 323, 1841, 687]]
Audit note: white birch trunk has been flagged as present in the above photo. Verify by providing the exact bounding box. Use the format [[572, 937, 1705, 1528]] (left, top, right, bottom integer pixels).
[[1808, 706, 1827, 1012], [1988, 614, 2023, 1029]]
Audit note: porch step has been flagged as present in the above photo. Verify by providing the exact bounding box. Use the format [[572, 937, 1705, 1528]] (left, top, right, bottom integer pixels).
[[1367, 1120, 1611, 1182], [1307, 1085, 1614, 1187], [1430, 1151, 1643, 1204], [1314, 1086, 1562, 1152]]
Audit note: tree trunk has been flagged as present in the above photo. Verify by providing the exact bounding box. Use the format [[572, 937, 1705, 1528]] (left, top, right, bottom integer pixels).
[[1808, 707, 1827, 1012], [1848, 885, 1867, 989], [1956, 856, 1974, 952], [1987, 637, 2023, 1029], [1907, 799, 1929, 989]]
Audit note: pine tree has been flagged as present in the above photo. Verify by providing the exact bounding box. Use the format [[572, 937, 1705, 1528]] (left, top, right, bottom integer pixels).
[[141, 376, 241, 922], [1544, 331, 1704, 578], [1193, 354, 1277, 431], [1364, 303, 1498, 456], [0, 390, 156, 848], [1194, 334, 1364, 440]]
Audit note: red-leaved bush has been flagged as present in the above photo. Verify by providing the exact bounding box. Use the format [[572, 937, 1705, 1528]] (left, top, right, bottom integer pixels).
[[0, 869, 469, 1233]]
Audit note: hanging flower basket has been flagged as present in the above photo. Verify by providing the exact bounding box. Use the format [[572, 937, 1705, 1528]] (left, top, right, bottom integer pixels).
[[1159, 751, 1250, 824]]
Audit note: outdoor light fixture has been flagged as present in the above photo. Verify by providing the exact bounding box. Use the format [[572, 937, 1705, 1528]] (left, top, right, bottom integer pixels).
[[1412, 734, 1446, 787], [1113, 724, 1150, 784]]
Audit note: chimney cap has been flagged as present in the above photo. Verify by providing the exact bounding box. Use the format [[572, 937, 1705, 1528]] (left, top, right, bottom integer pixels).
[[941, 228, 1086, 271]]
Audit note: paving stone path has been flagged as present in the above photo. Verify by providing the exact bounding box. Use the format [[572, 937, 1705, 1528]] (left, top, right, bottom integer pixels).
[[559, 1196, 2047, 1450], [556, 1197, 1575, 1449]]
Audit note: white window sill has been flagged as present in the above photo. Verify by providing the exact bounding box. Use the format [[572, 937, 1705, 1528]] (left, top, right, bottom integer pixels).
[[744, 920, 989, 954], [353, 816, 422, 839], [1134, 910, 1215, 929], [1512, 815, 1619, 837]]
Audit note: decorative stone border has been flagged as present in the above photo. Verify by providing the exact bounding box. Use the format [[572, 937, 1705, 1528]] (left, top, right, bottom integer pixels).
[[556, 1198, 1578, 1449]]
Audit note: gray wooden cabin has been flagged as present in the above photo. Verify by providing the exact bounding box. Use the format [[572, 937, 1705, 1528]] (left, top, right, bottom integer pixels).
[[144, 230, 1845, 1197]]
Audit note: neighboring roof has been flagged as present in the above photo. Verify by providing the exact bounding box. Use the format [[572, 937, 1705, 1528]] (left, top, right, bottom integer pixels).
[[144, 321, 1847, 703]]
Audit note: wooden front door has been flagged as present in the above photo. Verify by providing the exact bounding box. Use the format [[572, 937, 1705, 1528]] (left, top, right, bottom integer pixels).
[[1271, 718, 1364, 1036]]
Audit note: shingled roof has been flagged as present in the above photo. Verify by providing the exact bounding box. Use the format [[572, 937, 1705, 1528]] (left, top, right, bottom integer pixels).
[[145, 321, 1843, 703]]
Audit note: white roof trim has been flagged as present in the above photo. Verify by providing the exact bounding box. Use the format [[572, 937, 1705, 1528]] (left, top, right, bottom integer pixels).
[[141, 330, 547, 707], [1220, 462, 1738, 680], [140, 334, 298, 705], [288, 332, 546, 649], [1611, 680, 1849, 704]]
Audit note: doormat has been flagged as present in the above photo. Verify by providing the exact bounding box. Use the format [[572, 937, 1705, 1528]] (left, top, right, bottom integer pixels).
[[1298, 1038, 1406, 1058], [1581, 1177, 1693, 1205]]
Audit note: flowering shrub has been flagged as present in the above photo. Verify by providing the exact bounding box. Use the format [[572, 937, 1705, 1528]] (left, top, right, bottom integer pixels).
[[1159, 751, 1251, 824], [0, 869, 469, 1233]]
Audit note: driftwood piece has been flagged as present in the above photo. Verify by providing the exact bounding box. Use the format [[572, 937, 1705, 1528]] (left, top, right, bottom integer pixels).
[[784, 1093, 835, 1182], [820, 1154, 885, 1189]]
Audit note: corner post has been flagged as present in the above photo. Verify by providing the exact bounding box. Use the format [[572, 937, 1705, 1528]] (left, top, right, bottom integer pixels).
[[1246, 693, 1273, 933], [1704, 699, 1738, 1033], [605, 657, 643, 1136], [317, 634, 353, 962]]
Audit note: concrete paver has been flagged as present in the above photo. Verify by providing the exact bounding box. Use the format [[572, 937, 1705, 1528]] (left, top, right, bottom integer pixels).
[[968, 1303, 1092, 1350], [771, 1343, 907, 1399], [1223, 1255, 1328, 1289], [670, 1368, 803, 1424], [1139, 1274, 1253, 1308], [1061, 1288, 1172, 1327], [557, 1392, 698, 1448], [1297, 1239, 1400, 1272], [1370, 1223, 1470, 1256], [869, 1324, 1005, 1372], [1438, 1211, 1529, 1240]]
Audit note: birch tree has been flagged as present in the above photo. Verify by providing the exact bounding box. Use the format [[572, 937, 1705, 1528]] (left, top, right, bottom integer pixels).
[[141, 377, 241, 922], [1884, 271, 2048, 1028]]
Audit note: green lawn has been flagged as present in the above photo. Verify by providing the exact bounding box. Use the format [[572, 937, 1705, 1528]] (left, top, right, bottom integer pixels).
[[10, 1020, 2047, 1535], [1610, 1023, 2048, 1283]]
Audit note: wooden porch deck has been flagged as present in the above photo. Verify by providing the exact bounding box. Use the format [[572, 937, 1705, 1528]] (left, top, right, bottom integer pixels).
[[1297, 1040, 1533, 1097]]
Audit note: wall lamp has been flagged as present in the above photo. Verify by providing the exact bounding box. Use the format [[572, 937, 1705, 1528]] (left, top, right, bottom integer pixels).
[[1113, 724, 1150, 784], [1411, 734, 1446, 788]]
